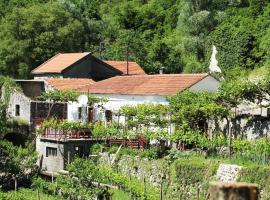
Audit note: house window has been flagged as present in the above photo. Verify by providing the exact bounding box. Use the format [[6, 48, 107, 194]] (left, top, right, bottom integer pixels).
[[46, 147, 57, 157], [78, 107, 82, 119], [15, 105, 20, 116], [105, 110, 112, 122]]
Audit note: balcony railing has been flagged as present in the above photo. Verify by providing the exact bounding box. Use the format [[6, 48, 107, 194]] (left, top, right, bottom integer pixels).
[[42, 128, 92, 139], [108, 136, 149, 149]]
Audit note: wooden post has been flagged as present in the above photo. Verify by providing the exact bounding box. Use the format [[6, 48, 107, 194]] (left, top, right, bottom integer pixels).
[[117, 113, 120, 129], [179, 190, 182, 200], [68, 151, 70, 165], [197, 186, 200, 200], [129, 171, 132, 197], [14, 177, 17, 195], [209, 182, 259, 200], [227, 117, 231, 159], [160, 181, 163, 200], [143, 176, 146, 199], [37, 189, 40, 200], [182, 190, 185, 200]]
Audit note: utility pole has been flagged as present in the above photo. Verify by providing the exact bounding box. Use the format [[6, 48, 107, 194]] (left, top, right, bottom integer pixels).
[[99, 42, 104, 60], [126, 41, 129, 75]]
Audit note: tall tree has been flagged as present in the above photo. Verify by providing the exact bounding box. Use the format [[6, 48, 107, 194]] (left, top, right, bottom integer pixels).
[[0, 2, 91, 78]]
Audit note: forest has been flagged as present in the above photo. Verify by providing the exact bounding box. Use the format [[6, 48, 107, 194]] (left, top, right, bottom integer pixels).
[[0, 0, 269, 78], [0, 1, 270, 199]]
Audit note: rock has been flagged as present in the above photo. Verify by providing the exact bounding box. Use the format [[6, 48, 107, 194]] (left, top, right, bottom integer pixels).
[[209, 181, 259, 200], [216, 164, 242, 182]]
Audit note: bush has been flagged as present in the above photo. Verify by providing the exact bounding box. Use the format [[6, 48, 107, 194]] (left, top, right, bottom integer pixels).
[[118, 147, 139, 157], [90, 143, 103, 155], [7, 117, 29, 126], [108, 145, 119, 154], [238, 165, 270, 199], [0, 188, 63, 200], [173, 157, 218, 186], [168, 149, 197, 161], [139, 146, 162, 160]]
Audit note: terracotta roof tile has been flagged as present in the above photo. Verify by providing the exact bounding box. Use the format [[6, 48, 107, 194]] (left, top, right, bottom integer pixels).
[[105, 61, 146, 75], [31, 53, 90, 74], [45, 78, 95, 91], [77, 74, 209, 96]]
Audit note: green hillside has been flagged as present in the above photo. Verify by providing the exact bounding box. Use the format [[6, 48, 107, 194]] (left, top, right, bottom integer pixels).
[[0, 0, 269, 78]]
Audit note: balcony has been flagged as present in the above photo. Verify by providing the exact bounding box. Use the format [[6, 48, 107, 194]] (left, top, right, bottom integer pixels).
[[41, 128, 92, 139]]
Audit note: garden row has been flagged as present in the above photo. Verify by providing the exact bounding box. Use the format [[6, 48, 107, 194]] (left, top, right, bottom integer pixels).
[[39, 118, 270, 164]]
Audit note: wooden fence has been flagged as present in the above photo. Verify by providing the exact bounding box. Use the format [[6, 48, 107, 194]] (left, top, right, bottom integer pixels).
[[108, 136, 149, 150]]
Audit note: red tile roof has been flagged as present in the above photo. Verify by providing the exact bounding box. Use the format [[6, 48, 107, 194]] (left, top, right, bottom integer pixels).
[[105, 61, 146, 75], [45, 78, 95, 91], [31, 53, 90, 74], [77, 74, 209, 96]]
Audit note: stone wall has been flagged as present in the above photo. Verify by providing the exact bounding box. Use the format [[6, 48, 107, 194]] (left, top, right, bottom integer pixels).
[[7, 91, 31, 122], [209, 115, 270, 140], [99, 153, 168, 187], [99, 153, 245, 186], [216, 164, 242, 182]]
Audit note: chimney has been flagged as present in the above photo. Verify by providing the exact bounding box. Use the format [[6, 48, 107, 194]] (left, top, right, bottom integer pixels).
[[159, 67, 165, 74]]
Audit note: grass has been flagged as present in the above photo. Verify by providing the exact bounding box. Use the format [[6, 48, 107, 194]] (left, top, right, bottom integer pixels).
[[110, 189, 132, 200], [168, 149, 270, 167], [0, 188, 62, 200]]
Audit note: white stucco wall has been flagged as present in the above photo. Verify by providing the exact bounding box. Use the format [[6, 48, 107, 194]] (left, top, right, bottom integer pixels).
[[95, 94, 168, 111], [237, 103, 268, 116], [93, 94, 168, 122], [34, 75, 63, 80], [189, 76, 221, 92], [67, 94, 168, 122], [67, 102, 88, 122]]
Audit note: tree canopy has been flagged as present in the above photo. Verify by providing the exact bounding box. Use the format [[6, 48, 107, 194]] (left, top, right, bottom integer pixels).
[[0, 0, 269, 78]]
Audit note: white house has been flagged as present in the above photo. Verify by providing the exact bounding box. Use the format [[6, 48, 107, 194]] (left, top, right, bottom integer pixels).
[[76, 73, 221, 122], [8, 73, 220, 126]]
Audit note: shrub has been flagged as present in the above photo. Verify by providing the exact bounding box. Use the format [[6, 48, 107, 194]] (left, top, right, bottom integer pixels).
[[7, 117, 29, 126], [0, 188, 63, 200], [108, 145, 119, 154], [90, 143, 103, 155], [139, 146, 162, 160], [173, 157, 218, 186], [118, 147, 139, 157]]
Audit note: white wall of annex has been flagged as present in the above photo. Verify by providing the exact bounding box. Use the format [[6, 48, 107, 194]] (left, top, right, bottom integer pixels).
[[95, 94, 168, 111], [189, 76, 221, 92], [67, 101, 88, 122]]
